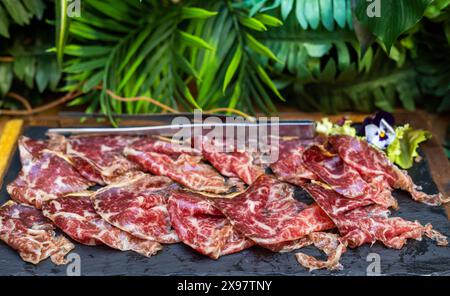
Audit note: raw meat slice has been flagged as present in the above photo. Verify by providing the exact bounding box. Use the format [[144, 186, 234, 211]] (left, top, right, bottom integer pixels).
[[304, 183, 448, 249], [0, 200, 74, 265], [42, 193, 162, 257], [167, 190, 253, 259], [92, 173, 179, 244], [66, 135, 142, 185], [295, 232, 346, 271], [130, 137, 201, 157], [210, 175, 335, 250], [201, 138, 265, 185], [302, 145, 397, 209], [124, 146, 244, 194], [7, 137, 94, 209], [329, 135, 449, 206], [271, 146, 318, 186], [276, 137, 325, 160]]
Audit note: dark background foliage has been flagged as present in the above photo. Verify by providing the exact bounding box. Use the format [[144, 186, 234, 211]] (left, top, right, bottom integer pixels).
[[0, 0, 449, 117]]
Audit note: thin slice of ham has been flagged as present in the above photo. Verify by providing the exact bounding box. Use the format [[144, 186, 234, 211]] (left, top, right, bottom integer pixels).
[[210, 175, 335, 251], [130, 137, 201, 157], [124, 146, 244, 194], [66, 135, 142, 185], [42, 193, 162, 257], [201, 138, 265, 185], [304, 183, 448, 249], [302, 145, 398, 209], [92, 173, 179, 244], [7, 137, 93, 209], [0, 200, 74, 265], [167, 190, 254, 259], [295, 232, 346, 271], [328, 135, 449, 206], [271, 146, 318, 186]]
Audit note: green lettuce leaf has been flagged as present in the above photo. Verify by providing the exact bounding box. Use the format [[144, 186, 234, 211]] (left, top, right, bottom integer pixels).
[[386, 124, 431, 169], [316, 118, 356, 137]]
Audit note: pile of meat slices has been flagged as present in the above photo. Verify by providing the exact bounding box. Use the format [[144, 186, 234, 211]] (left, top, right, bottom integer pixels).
[[0, 132, 448, 271]]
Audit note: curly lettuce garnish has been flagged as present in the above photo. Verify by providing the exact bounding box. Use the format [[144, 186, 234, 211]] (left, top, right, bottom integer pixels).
[[316, 118, 356, 137], [386, 124, 431, 169], [317, 116, 431, 170]]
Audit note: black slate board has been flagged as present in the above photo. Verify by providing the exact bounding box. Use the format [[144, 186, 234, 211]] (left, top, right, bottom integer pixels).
[[1, 126, 449, 276]]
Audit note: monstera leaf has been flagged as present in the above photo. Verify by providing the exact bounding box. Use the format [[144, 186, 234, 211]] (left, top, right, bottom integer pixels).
[[355, 0, 432, 52]]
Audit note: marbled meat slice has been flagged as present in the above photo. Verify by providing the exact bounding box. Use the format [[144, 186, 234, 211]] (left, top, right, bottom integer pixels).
[[7, 136, 93, 209], [66, 135, 142, 185], [130, 136, 201, 157], [271, 146, 318, 186], [0, 200, 74, 265], [210, 175, 335, 251], [304, 183, 448, 249], [201, 138, 265, 185], [295, 232, 346, 271], [92, 173, 179, 244], [302, 145, 398, 209], [124, 146, 244, 194], [42, 193, 162, 257], [167, 190, 254, 259], [329, 135, 449, 206]]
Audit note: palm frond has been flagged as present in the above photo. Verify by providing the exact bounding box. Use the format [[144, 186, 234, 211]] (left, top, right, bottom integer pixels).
[[186, 1, 284, 114], [57, 0, 217, 123]]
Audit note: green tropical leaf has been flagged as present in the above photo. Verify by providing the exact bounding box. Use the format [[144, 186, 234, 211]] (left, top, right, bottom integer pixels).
[[281, 0, 294, 20], [254, 13, 283, 27], [223, 46, 242, 94], [22, 0, 45, 20], [333, 0, 347, 28], [36, 55, 52, 92], [0, 63, 13, 96], [60, 45, 112, 57], [256, 65, 284, 100], [304, 0, 320, 29], [181, 7, 218, 19], [355, 0, 432, 52], [238, 15, 267, 31], [179, 30, 215, 50], [55, 0, 70, 65], [2, 0, 31, 26], [246, 33, 281, 62], [0, 5, 10, 38]]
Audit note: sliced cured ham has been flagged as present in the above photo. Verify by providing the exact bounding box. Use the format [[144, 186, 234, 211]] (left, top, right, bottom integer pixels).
[[124, 146, 244, 194], [329, 135, 449, 206], [42, 193, 162, 257], [66, 135, 142, 185], [304, 183, 448, 249], [92, 173, 179, 244], [295, 232, 346, 271], [210, 175, 335, 251], [271, 146, 318, 186], [0, 200, 74, 265], [200, 136, 323, 185], [167, 190, 254, 259], [201, 138, 265, 185], [7, 137, 93, 209], [130, 136, 201, 157], [302, 145, 397, 208]]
